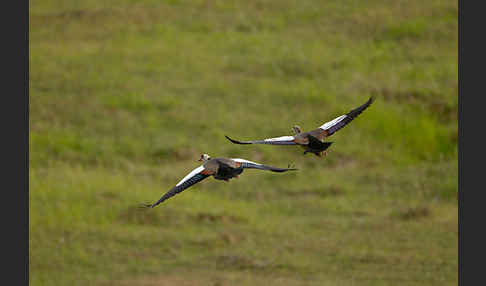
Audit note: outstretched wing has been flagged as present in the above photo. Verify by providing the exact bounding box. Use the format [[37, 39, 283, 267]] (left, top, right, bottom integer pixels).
[[225, 135, 297, 145], [144, 165, 211, 208], [309, 97, 375, 140], [231, 158, 298, 173]]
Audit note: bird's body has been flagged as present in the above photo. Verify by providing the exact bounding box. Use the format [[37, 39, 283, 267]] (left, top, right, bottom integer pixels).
[[143, 154, 296, 207], [225, 97, 374, 157], [203, 157, 244, 181]]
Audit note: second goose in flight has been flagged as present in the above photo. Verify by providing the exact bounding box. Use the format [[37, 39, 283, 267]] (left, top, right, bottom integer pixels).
[[225, 97, 374, 157], [143, 154, 297, 208]]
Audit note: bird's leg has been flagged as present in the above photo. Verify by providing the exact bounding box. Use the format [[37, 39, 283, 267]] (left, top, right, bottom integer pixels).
[[323, 150, 328, 156]]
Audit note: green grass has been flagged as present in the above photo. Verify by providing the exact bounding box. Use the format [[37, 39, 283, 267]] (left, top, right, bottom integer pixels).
[[30, 0, 458, 285]]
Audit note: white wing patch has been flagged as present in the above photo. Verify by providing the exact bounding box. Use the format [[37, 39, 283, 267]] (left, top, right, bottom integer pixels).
[[175, 165, 206, 187], [231, 158, 262, 166], [319, 115, 347, 130], [264, 136, 295, 142]]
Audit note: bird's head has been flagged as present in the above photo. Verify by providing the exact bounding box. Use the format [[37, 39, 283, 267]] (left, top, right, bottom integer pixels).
[[198, 153, 211, 162], [292, 125, 302, 135]]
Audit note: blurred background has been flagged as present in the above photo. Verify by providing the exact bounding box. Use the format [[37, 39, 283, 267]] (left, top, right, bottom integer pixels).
[[29, 0, 458, 285]]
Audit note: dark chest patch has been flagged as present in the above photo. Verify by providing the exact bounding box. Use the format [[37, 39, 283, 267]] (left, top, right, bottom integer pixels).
[[214, 162, 244, 180]]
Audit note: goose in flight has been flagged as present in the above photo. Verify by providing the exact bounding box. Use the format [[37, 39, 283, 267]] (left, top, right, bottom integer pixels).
[[225, 97, 374, 157], [143, 154, 297, 207]]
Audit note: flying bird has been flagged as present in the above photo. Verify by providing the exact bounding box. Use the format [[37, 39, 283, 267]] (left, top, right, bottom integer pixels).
[[143, 154, 297, 208], [225, 97, 374, 157]]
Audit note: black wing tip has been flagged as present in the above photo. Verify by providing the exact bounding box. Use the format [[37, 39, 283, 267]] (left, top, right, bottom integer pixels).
[[225, 135, 250, 145], [275, 168, 298, 172], [138, 202, 156, 209], [368, 96, 375, 104], [272, 165, 299, 172], [362, 96, 375, 108], [346, 96, 375, 117]]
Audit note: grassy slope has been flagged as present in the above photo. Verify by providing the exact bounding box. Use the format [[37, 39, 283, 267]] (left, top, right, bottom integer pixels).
[[29, 0, 458, 285]]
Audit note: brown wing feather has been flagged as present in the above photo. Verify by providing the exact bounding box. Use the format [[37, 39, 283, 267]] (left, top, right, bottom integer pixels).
[[306, 129, 329, 141], [213, 158, 240, 169]]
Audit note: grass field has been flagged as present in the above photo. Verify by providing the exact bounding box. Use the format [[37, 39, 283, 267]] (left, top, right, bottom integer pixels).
[[29, 0, 458, 285]]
